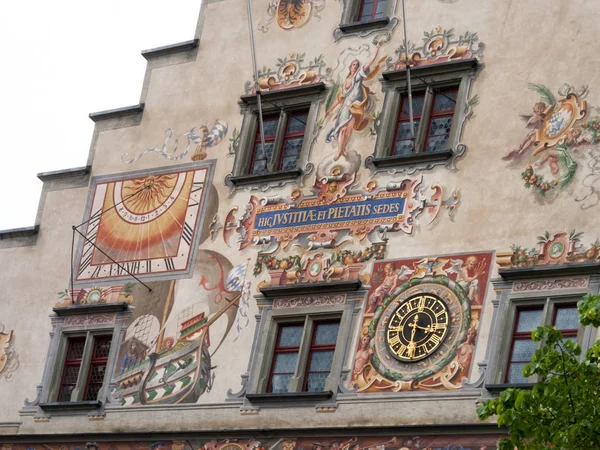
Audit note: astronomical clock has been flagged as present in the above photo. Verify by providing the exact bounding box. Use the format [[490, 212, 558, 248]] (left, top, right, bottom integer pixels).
[[75, 163, 213, 285], [360, 272, 476, 391], [352, 253, 495, 392]]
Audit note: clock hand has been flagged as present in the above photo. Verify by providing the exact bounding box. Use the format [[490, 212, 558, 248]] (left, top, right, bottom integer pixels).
[[407, 315, 419, 359]]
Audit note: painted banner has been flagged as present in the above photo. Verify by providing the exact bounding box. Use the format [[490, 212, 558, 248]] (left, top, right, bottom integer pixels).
[[238, 178, 440, 249]]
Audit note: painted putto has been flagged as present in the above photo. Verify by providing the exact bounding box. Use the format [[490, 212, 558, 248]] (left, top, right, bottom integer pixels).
[[245, 52, 329, 93]]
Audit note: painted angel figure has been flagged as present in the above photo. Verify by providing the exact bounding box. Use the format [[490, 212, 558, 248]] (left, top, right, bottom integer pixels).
[[352, 329, 373, 379], [503, 84, 555, 161], [325, 43, 385, 161], [365, 262, 414, 313], [447, 256, 485, 304]]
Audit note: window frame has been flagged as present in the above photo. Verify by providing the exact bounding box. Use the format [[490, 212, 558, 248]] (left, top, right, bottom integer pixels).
[[238, 291, 364, 409], [335, 0, 397, 40], [489, 291, 593, 386], [264, 319, 341, 394], [228, 83, 326, 191], [266, 322, 304, 393], [47, 329, 115, 404], [23, 303, 130, 418], [356, 0, 388, 23], [301, 320, 340, 392], [504, 305, 546, 384], [366, 59, 478, 174], [246, 108, 310, 176], [258, 314, 342, 395]]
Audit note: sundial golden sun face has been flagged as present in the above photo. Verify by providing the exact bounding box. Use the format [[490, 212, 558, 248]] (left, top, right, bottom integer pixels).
[[386, 294, 449, 362], [75, 167, 210, 284]]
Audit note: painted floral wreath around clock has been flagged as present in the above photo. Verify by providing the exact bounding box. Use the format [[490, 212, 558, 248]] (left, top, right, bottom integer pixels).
[[368, 277, 471, 384]]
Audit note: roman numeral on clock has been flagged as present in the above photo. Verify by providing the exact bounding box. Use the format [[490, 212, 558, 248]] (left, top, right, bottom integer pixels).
[[182, 222, 194, 246], [388, 334, 401, 347], [164, 258, 175, 271], [78, 251, 93, 276], [191, 182, 204, 193], [429, 334, 442, 346], [397, 344, 407, 357]]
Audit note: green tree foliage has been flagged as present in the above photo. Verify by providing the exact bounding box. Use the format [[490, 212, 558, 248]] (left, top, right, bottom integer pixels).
[[477, 294, 600, 450]]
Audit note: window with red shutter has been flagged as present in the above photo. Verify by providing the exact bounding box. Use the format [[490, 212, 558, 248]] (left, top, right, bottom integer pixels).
[[248, 109, 309, 175], [56, 334, 113, 402]]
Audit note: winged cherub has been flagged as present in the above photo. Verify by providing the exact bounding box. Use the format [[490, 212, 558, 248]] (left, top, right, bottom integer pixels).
[[447, 256, 485, 304], [503, 84, 556, 161], [365, 263, 414, 313]]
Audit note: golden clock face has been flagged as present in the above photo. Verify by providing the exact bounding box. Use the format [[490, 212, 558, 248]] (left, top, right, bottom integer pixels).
[[75, 165, 212, 284], [386, 294, 449, 362]]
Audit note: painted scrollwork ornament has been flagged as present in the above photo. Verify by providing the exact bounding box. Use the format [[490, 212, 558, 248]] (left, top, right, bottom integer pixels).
[[0, 322, 19, 381]]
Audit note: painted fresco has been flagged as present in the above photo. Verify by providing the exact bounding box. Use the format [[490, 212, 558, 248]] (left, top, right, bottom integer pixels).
[[55, 285, 135, 307], [3, 436, 502, 450], [503, 84, 600, 209], [223, 173, 460, 288], [496, 229, 600, 270], [245, 52, 329, 93], [0, 322, 18, 381], [351, 252, 493, 392], [390, 27, 484, 70], [325, 42, 387, 162], [121, 120, 228, 163], [110, 250, 251, 406], [259, 0, 325, 31], [74, 164, 213, 285]]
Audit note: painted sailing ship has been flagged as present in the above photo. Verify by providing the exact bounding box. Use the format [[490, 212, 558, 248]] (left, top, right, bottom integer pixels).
[[111, 254, 244, 406]]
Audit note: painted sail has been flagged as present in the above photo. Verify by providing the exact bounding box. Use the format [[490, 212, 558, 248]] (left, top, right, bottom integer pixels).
[[111, 250, 243, 406]]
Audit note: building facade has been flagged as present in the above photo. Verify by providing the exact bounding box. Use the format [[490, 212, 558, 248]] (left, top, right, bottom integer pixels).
[[1, 0, 600, 449]]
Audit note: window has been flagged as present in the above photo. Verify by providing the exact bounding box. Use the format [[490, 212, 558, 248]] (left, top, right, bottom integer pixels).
[[367, 60, 477, 174], [485, 294, 588, 386], [303, 322, 340, 392], [235, 292, 363, 408], [23, 303, 129, 417], [505, 307, 543, 384], [388, 87, 459, 156], [229, 83, 325, 189], [56, 333, 113, 402], [267, 320, 340, 394], [505, 303, 580, 383], [335, 0, 396, 40], [357, 0, 387, 22], [248, 109, 309, 175]]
